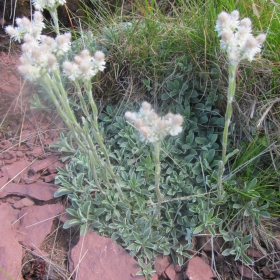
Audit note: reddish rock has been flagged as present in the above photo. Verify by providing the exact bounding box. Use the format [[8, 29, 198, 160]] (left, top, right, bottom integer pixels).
[[165, 264, 176, 280], [58, 212, 72, 223], [0, 204, 23, 280], [0, 182, 59, 201], [175, 273, 184, 280], [186, 257, 216, 280], [24, 173, 40, 184], [174, 264, 182, 273], [237, 265, 252, 279], [68, 231, 145, 280], [0, 202, 20, 224], [263, 266, 273, 277], [30, 156, 60, 173], [16, 151, 24, 158], [151, 273, 159, 280], [13, 197, 35, 209], [154, 255, 171, 276], [44, 173, 56, 183], [5, 197, 16, 204], [4, 151, 15, 159], [246, 247, 263, 259], [4, 158, 17, 164], [0, 140, 12, 149], [17, 204, 64, 249], [0, 159, 30, 182], [48, 161, 65, 173], [0, 176, 8, 187], [29, 146, 43, 157]]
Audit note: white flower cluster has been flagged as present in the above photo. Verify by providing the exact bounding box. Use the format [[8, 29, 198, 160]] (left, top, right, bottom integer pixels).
[[32, 0, 66, 11], [125, 102, 184, 143], [62, 50, 106, 82], [215, 10, 266, 65], [5, 11, 45, 42], [6, 11, 71, 81]]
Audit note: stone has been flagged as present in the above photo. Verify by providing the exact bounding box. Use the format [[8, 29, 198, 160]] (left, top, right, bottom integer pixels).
[[0, 176, 8, 187], [44, 173, 56, 183], [29, 146, 43, 157], [151, 273, 158, 280], [30, 156, 60, 173], [237, 265, 252, 279], [0, 182, 59, 201], [186, 256, 216, 280], [0, 140, 11, 149], [17, 204, 64, 249], [174, 264, 182, 273], [24, 173, 40, 184], [165, 264, 176, 280], [246, 247, 263, 259], [5, 197, 16, 204], [13, 197, 35, 209], [0, 204, 23, 280], [175, 273, 184, 280], [48, 161, 64, 173], [16, 151, 24, 158], [58, 212, 72, 223], [68, 231, 145, 280], [0, 159, 30, 182], [4, 151, 15, 159], [154, 255, 171, 276]]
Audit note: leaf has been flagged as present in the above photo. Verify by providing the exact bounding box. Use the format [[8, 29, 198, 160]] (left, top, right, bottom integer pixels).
[[177, 255, 184, 266], [207, 226, 216, 236], [193, 224, 204, 235], [66, 208, 80, 218], [161, 92, 170, 100], [225, 149, 239, 164], [222, 248, 232, 256], [54, 187, 72, 198], [80, 223, 87, 236], [63, 219, 81, 229], [242, 253, 253, 264]]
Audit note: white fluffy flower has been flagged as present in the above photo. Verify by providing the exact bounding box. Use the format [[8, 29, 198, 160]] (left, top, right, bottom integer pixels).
[[63, 49, 106, 82], [32, 0, 66, 11], [125, 102, 184, 143], [215, 10, 266, 65]]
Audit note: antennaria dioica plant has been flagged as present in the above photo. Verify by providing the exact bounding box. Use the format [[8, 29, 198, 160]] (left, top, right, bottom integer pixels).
[[6, 2, 271, 278]]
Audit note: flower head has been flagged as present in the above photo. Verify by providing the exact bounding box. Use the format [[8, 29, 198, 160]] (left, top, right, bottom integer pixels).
[[215, 10, 266, 65], [125, 102, 184, 143]]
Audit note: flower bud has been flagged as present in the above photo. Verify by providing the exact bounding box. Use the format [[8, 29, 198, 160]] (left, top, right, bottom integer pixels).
[[172, 114, 184, 126], [256, 34, 266, 44], [125, 111, 137, 121], [218, 11, 229, 26], [141, 101, 152, 112], [230, 10, 239, 21], [240, 18, 252, 29], [94, 51, 105, 62], [139, 126, 151, 138]]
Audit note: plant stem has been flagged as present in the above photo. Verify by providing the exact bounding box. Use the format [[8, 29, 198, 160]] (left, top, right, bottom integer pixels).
[[217, 63, 237, 200], [222, 64, 237, 165], [49, 9, 60, 34], [152, 142, 164, 220]]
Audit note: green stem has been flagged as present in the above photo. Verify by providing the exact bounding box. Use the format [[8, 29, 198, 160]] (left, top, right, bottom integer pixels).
[[222, 63, 237, 164], [49, 9, 60, 34], [152, 142, 164, 220], [217, 63, 237, 200]]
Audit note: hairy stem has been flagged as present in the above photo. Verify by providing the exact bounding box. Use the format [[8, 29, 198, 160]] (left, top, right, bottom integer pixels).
[[152, 142, 164, 220]]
